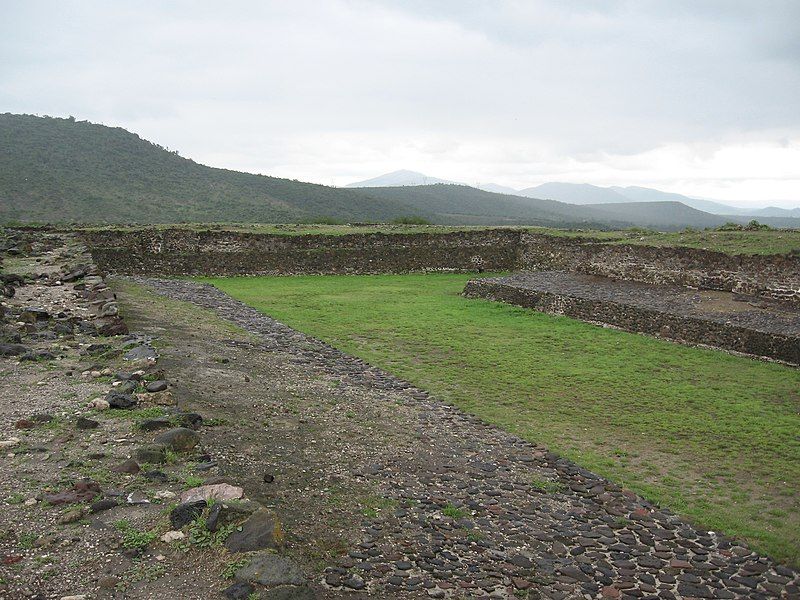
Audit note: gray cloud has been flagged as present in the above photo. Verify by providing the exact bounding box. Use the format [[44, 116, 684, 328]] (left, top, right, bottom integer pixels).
[[1, 0, 798, 205]]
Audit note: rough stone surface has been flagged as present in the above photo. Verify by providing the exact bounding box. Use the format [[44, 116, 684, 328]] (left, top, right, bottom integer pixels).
[[153, 427, 199, 452], [83, 228, 800, 307], [464, 271, 800, 364], [225, 509, 281, 553], [169, 500, 207, 529], [234, 552, 305, 586]]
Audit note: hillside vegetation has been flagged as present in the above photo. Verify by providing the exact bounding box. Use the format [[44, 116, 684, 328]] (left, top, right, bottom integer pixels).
[[0, 114, 424, 224], [2, 114, 798, 231], [356, 184, 635, 228]]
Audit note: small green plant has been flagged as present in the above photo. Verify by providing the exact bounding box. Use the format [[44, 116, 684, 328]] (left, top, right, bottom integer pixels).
[[113, 519, 130, 531], [530, 477, 565, 493], [122, 528, 158, 550], [466, 530, 484, 542], [183, 474, 204, 487], [106, 407, 166, 420], [442, 504, 467, 519], [614, 516, 631, 528], [115, 520, 158, 549], [6, 492, 26, 505], [117, 558, 167, 589], [41, 417, 64, 431], [221, 557, 249, 580], [165, 448, 180, 464], [187, 517, 236, 549], [18, 532, 37, 549], [359, 495, 397, 518]]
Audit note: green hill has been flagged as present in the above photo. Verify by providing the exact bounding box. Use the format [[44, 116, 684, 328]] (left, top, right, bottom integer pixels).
[[353, 184, 634, 229], [0, 114, 425, 224], [3, 113, 796, 231]]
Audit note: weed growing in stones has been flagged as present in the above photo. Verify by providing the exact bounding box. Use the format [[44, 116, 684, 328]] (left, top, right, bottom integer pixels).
[[442, 504, 468, 519], [530, 477, 566, 493], [465, 531, 484, 542], [187, 517, 235, 549], [360, 495, 397, 518], [106, 407, 166, 420], [182, 474, 205, 487], [115, 520, 158, 550], [221, 557, 249, 580]]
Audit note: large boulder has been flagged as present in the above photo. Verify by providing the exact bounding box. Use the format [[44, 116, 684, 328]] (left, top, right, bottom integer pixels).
[[0, 343, 28, 356], [106, 392, 137, 409], [153, 427, 199, 452], [169, 500, 207, 529], [135, 444, 168, 464], [225, 509, 282, 553]]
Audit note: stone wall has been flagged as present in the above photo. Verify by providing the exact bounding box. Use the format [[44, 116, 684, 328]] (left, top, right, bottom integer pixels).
[[81, 228, 800, 307], [519, 233, 800, 307], [463, 277, 800, 365], [81, 228, 522, 276]]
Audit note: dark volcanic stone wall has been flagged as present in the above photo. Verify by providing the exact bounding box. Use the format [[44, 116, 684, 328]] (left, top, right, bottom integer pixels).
[[82, 228, 522, 275], [463, 275, 800, 365], [82, 228, 800, 307], [519, 232, 800, 307]]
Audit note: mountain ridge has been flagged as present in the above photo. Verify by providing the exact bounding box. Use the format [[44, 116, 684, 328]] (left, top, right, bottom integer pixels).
[[2, 114, 798, 230], [350, 171, 798, 216]]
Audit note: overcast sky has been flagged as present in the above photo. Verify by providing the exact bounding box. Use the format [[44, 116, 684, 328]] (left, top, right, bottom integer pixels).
[[2, 1, 799, 207]]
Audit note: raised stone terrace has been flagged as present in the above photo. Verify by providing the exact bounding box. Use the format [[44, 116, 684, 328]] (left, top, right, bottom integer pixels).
[[463, 271, 800, 365]]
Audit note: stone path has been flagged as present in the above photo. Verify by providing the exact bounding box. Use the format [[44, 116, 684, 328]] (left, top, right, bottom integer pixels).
[[132, 277, 800, 599], [464, 271, 800, 365]]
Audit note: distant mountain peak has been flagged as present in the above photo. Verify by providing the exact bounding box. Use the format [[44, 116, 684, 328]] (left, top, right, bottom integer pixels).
[[345, 170, 459, 188]]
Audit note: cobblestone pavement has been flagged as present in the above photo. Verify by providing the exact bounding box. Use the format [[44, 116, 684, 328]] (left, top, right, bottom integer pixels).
[[132, 277, 800, 600]]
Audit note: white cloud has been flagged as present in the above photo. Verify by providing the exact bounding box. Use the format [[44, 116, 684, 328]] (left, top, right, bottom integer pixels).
[[1, 0, 799, 206]]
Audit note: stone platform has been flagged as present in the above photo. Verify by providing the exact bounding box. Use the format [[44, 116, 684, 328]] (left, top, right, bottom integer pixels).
[[463, 271, 800, 365]]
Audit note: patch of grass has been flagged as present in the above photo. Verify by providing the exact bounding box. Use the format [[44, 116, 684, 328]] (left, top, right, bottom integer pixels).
[[465, 530, 484, 542], [117, 558, 167, 589], [182, 474, 205, 488], [113, 519, 131, 531], [617, 229, 800, 256], [119, 525, 158, 550], [442, 504, 468, 519], [18, 532, 37, 549], [105, 406, 167, 420], [205, 273, 800, 565], [5, 492, 26, 505], [359, 495, 398, 518], [530, 477, 566, 493], [111, 279, 252, 340], [40, 417, 64, 431]]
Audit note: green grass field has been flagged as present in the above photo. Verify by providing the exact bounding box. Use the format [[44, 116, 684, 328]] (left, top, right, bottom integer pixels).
[[203, 273, 800, 565]]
